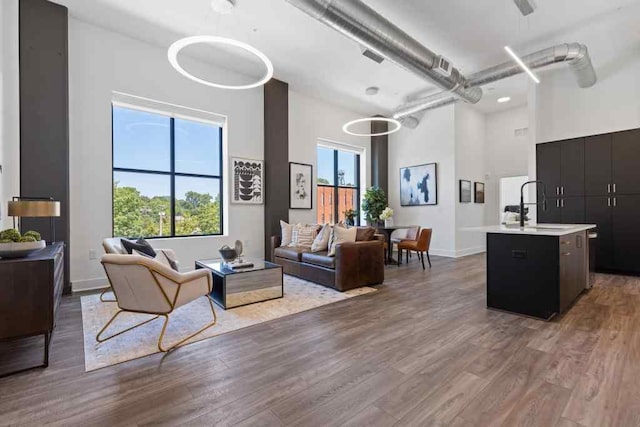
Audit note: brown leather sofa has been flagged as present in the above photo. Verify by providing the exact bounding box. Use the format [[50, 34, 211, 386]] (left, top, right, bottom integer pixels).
[[270, 234, 385, 291]]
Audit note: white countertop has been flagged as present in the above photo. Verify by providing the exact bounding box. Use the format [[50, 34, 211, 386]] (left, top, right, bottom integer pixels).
[[464, 224, 596, 237]]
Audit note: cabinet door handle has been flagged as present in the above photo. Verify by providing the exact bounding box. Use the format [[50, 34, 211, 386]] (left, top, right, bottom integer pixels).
[[608, 197, 611, 207], [561, 199, 564, 208], [608, 184, 611, 193], [561, 240, 571, 245], [556, 199, 560, 208], [556, 186, 560, 195], [561, 186, 564, 195], [562, 252, 571, 256], [613, 183, 617, 193], [614, 197, 617, 207]]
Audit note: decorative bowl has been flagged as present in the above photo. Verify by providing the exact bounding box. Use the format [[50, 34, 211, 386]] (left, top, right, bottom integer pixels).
[[218, 247, 238, 263], [0, 240, 46, 259]]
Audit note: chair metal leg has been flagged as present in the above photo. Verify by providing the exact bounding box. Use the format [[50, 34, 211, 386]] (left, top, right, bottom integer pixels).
[[157, 297, 217, 352], [421, 251, 426, 270], [99, 287, 117, 303], [426, 251, 432, 268], [96, 310, 160, 343]]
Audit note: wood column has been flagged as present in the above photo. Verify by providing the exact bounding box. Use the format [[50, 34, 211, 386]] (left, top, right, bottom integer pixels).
[[371, 119, 389, 196], [19, 0, 70, 292], [264, 79, 289, 261]]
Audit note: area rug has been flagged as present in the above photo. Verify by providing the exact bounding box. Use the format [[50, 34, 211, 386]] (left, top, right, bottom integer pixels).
[[81, 275, 376, 372]]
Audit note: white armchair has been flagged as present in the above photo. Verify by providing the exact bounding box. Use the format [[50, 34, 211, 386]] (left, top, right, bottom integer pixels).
[[98, 254, 216, 352], [100, 238, 180, 302]]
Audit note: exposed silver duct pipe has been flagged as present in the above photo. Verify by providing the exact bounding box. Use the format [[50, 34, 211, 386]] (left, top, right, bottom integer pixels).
[[394, 43, 597, 120], [285, 0, 481, 104]]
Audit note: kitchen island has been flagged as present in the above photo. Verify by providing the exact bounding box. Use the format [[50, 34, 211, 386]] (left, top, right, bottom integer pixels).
[[468, 224, 596, 320]]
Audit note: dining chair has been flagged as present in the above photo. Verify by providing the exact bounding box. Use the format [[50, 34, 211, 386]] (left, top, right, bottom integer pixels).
[[98, 254, 216, 352], [398, 228, 433, 270], [391, 226, 421, 261]]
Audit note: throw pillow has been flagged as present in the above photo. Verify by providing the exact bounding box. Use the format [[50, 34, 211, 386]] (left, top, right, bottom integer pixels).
[[328, 226, 357, 257], [355, 227, 376, 242], [134, 249, 179, 271], [311, 224, 331, 252], [121, 238, 157, 258], [290, 225, 318, 248], [280, 220, 295, 247]]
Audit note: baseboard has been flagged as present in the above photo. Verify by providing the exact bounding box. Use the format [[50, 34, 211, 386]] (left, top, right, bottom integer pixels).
[[72, 277, 109, 293], [455, 247, 487, 258], [429, 249, 457, 258]]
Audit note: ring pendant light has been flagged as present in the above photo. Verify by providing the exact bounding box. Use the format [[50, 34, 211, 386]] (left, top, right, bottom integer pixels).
[[168, 35, 274, 90], [342, 117, 402, 137]]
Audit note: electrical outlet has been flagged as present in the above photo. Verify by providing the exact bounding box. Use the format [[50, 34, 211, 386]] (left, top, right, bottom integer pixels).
[[89, 249, 97, 260]]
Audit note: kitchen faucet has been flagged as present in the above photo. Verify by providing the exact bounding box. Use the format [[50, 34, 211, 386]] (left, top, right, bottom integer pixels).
[[520, 181, 548, 227]]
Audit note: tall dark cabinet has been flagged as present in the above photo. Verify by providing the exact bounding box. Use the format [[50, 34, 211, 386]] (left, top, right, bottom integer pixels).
[[537, 128, 640, 274]]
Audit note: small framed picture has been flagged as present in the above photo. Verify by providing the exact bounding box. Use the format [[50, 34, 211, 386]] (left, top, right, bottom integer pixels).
[[459, 180, 472, 203], [474, 182, 485, 204], [231, 157, 263, 204], [289, 162, 313, 209]]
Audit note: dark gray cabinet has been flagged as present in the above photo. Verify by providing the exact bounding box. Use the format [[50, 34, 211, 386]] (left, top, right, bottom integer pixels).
[[539, 127, 640, 274]]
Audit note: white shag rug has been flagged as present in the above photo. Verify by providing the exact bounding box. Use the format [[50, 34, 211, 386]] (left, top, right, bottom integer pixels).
[[81, 275, 376, 371]]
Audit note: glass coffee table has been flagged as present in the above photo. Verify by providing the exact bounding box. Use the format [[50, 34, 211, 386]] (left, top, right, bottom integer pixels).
[[195, 259, 283, 309]]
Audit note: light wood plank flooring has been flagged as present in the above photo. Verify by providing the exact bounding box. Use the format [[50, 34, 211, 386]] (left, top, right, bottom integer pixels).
[[1, 254, 639, 426]]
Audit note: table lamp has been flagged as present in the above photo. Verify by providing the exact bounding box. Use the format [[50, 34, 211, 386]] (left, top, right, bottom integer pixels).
[[8, 197, 61, 243]]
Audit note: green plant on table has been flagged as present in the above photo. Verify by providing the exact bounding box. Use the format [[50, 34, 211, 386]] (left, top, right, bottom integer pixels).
[[362, 186, 387, 225]]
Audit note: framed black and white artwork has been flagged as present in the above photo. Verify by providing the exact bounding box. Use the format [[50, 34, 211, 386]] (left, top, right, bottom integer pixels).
[[400, 163, 438, 206], [460, 180, 472, 203], [474, 182, 485, 204], [231, 157, 263, 204], [289, 162, 313, 209]]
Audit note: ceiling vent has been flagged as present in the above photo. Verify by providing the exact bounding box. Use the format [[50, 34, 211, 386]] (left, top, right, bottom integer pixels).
[[434, 56, 452, 77], [360, 45, 384, 64], [513, 0, 536, 16]]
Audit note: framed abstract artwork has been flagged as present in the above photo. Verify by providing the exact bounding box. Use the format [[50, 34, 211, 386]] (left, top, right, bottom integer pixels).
[[460, 180, 472, 203], [231, 157, 263, 204], [474, 182, 485, 204], [289, 162, 313, 209], [400, 163, 438, 206]]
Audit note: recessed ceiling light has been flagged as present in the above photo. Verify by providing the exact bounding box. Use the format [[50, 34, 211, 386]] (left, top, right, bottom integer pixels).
[[497, 97, 511, 103], [365, 86, 379, 96], [342, 117, 402, 137], [504, 46, 540, 84], [210, 0, 235, 14], [168, 36, 273, 90]]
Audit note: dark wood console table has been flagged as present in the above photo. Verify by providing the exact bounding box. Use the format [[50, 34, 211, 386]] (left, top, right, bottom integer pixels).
[[0, 242, 64, 377]]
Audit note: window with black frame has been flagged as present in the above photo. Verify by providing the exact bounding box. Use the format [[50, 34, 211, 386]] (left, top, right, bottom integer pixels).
[[112, 105, 223, 238], [316, 145, 360, 225]]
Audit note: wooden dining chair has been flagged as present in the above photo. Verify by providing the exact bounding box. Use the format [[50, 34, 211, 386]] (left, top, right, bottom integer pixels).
[[398, 228, 432, 270]]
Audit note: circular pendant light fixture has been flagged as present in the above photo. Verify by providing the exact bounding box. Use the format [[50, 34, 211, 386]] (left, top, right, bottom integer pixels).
[[342, 117, 402, 137], [168, 36, 274, 90]]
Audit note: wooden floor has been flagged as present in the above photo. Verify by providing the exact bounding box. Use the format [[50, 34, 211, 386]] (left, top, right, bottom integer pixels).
[[1, 254, 640, 426]]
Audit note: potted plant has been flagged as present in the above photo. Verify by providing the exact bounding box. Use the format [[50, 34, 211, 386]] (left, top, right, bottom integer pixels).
[[362, 186, 387, 227], [344, 209, 358, 226]]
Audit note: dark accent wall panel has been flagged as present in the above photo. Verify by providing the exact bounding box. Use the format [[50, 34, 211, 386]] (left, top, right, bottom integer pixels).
[[264, 79, 289, 261], [371, 119, 388, 196], [19, 0, 70, 292]]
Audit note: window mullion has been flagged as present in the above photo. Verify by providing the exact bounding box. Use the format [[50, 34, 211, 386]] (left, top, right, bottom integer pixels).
[[170, 117, 176, 237]]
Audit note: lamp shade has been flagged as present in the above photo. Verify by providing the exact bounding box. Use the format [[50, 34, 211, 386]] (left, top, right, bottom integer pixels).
[[8, 200, 60, 217]]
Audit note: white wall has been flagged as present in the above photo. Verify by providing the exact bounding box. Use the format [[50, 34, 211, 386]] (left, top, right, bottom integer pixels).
[[389, 105, 457, 257], [0, 0, 19, 230], [454, 103, 486, 256], [484, 105, 529, 224], [69, 19, 264, 291], [288, 90, 370, 226]]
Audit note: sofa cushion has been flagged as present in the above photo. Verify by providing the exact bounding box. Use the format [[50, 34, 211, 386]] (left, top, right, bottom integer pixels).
[[355, 227, 376, 242], [328, 226, 357, 256], [301, 251, 335, 269], [274, 246, 309, 262]]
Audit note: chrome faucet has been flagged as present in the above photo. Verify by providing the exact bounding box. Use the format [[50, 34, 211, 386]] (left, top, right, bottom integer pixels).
[[520, 181, 548, 227]]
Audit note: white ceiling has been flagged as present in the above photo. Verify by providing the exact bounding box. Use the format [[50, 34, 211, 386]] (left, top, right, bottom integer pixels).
[[51, 0, 640, 115]]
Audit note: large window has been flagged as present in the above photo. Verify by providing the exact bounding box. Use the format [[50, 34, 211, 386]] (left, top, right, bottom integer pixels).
[[112, 105, 223, 238], [317, 145, 360, 224]]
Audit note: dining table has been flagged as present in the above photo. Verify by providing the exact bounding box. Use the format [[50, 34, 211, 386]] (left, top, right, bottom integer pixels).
[[377, 225, 415, 265]]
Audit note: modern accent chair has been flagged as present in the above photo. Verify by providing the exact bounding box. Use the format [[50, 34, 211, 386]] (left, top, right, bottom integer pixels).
[[398, 228, 433, 270], [98, 254, 216, 352], [100, 238, 179, 302]]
